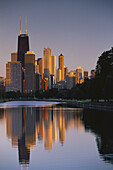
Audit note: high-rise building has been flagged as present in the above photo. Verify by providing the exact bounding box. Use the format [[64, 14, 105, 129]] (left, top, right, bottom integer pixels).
[[84, 70, 88, 79], [64, 66, 68, 79], [91, 69, 95, 78], [76, 66, 83, 79], [11, 52, 17, 62], [66, 71, 76, 89], [56, 68, 61, 82], [43, 48, 51, 78], [35, 60, 39, 73], [51, 55, 56, 80], [59, 54, 64, 80], [17, 17, 29, 68], [37, 58, 43, 79], [24, 51, 35, 92], [6, 61, 22, 92], [36, 73, 42, 91]]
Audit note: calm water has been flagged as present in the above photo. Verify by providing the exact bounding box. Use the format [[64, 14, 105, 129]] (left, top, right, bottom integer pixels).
[[0, 101, 113, 170]]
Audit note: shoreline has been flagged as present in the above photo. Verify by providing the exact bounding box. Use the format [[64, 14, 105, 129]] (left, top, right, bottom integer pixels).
[[0, 98, 113, 112]]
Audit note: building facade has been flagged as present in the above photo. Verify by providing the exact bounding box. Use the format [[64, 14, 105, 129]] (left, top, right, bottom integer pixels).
[[59, 54, 64, 80], [6, 61, 22, 92], [25, 51, 35, 92], [43, 48, 51, 78]]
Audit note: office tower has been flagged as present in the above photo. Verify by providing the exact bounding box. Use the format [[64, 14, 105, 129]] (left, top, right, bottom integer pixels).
[[59, 54, 64, 80], [43, 48, 51, 78], [91, 69, 95, 78], [64, 66, 68, 79], [51, 55, 56, 80], [66, 72, 76, 89], [24, 51, 35, 92], [37, 58, 43, 79], [76, 72, 80, 84], [17, 17, 29, 67], [6, 61, 22, 92], [76, 66, 83, 79], [11, 52, 17, 62], [84, 70, 88, 79], [36, 73, 42, 90], [35, 60, 39, 73], [42, 79, 47, 91], [56, 68, 61, 82]]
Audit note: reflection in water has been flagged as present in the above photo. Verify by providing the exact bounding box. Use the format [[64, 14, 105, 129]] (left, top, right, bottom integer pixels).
[[4, 106, 83, 168], [1, 105, 113, 169], [83, 109, 113, 164]]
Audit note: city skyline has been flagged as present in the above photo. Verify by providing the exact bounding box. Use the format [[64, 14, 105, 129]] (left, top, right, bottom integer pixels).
[[1, 0, 113, 77]]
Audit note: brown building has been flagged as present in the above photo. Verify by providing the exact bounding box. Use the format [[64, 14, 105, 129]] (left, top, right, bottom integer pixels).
[[37, 58, 43, 79], [64, 66, 68, 79], [42, 79, 47, 91], [84, 70, 88, 79], [43, 48, 51, 78], [59, 54, 64, 80]]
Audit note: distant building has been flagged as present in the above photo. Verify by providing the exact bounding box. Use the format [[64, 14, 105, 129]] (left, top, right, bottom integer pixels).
[[25, 51, 35, 92], [59, 54, 64, 80], [64, 66, 68, 79], [11, 52, 17, 62], [66, 71, 76, 89], [35, 60, 39, 73], [42, 79, 48, 91], [84, 70, 88, 79], [36, 73, 42, 91], [37, 58, 43, 79], [76, 66, 83, 80], [56, 68, 61, 82], [76, 72, 80, 84], [91, 69, 95, 78], [17, 33, 29, 67], [6, 61, 22, 92], [51, 55, 56, 82], [43, 48, 51, 78], [0, 76, 5, 87], [53, 80, 66, 90]]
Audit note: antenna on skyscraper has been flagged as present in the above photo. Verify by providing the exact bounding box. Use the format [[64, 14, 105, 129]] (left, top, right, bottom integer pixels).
[[25, 16, 27, 35], [20, 16, 22, 35]]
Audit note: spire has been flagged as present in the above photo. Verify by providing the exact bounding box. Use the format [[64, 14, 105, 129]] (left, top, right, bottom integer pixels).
[[20, 16, 22, 35], [25, 16, 27, 35]]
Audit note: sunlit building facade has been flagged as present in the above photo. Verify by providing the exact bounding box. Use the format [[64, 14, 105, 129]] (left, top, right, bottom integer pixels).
[[59, 54, 64, 80], [43, 48, 51, 78]]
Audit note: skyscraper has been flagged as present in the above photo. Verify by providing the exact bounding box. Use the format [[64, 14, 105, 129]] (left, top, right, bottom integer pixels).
[[24, 51, 35, 92], [43, 48, 51, 78], [59, 54, 64, 80], [37, 58, 43, 79], [84, 70, 88, 79], [11, 52, 17, 62], [51, 55, 56, 80], [17, 17, 29, 67], [64, 66, 68, 79], [56, 68, 61, 82], [6, 61, 22, 92], [76, 66, 83, 79]]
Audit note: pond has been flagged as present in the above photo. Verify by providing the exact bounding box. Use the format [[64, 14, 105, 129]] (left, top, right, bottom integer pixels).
[[0, 101, 113, 170]]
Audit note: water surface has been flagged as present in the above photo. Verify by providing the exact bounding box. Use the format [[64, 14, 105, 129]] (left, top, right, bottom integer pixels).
[[0, 101, 113, 170]]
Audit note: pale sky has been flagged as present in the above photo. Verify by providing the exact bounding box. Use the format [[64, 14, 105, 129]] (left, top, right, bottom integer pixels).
[[0, 0, 113, 77]]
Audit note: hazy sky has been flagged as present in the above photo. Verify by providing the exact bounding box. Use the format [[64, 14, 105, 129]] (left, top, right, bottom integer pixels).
[[0, 0, 113, 77]]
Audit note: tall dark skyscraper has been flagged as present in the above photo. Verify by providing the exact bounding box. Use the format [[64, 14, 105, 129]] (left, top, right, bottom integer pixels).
[[17, 16, 30, 67]]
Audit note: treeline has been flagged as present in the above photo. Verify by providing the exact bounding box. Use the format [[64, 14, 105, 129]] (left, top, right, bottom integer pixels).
[[0, 47, 113, 101]]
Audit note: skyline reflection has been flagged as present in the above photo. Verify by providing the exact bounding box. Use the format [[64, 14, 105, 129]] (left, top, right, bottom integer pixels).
[[0, 106, 113, 169], [4, 106, 84, 167]]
